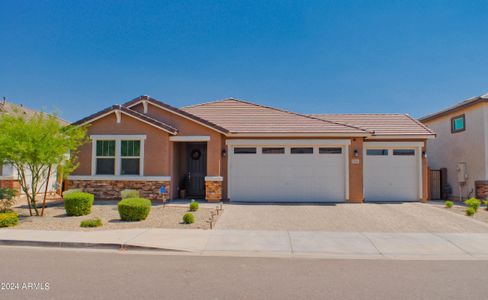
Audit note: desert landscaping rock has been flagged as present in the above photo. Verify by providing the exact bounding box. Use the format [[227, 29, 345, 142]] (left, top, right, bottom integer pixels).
[[11, 201, 216, 231]]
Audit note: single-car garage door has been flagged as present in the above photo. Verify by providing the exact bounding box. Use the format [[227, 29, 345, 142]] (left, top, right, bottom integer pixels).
[[227, 141, 348, 202], [364, 143, 421, 202]]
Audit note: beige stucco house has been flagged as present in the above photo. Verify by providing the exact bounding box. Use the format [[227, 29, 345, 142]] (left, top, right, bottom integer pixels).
[[68, 95, 434, 203], [420, 92, 488, 200]]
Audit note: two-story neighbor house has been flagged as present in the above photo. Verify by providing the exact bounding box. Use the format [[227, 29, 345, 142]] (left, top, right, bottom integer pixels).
[[420, 92, 488, 200]]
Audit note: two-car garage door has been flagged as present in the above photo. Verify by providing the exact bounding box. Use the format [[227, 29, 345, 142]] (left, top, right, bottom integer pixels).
[[227, 141, 348, 202]]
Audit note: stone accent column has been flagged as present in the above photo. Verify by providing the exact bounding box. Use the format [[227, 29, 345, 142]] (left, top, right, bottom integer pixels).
[[205, 176, 223, 202], [475, 181, 488, 200], [0, 179, 21, 195], [66, 180, 171, 201]]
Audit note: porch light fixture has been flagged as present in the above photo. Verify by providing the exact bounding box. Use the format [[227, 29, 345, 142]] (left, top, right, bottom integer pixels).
[[353, 148, 359, 158], [422, 150, 427, 158], [221, 149, 227, 157]]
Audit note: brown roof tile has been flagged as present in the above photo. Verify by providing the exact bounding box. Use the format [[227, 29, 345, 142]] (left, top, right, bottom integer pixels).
[[0, 100, 69, 126], [310, 114, 435, 136], [182, 99, 369, 134]]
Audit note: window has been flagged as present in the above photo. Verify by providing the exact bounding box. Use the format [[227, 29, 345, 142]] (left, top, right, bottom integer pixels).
[[291, 147, 313, 154], [234, 147, 256, 154], [366, 149, 388, 156], [96, 140, 116, 175], [262, 147, 285, 154], [319, 147, 342, 154], [121, 140, 141, 175], [393, 149, 415, 156], [451, 115, 465, 133]]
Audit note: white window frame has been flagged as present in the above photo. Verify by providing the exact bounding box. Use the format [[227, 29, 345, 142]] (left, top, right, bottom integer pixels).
[[91, 135, 146, 176]]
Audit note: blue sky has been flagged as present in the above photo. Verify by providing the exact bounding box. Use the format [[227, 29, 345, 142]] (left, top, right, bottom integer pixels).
[[1, 1, 488, 122]]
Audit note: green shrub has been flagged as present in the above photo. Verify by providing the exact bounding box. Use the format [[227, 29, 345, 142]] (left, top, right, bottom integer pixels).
[[121, 189, 140, 199], [64, 192, 94, 216], [62, 189, 82, 197], [182, 213, 195, 224], [0, 188, 17, 212], [189, 200, 199, 212], [464, 198, 481, 212], [466, 207, 476, 216], [80, 218, 103, 228], [445, 201, 453, 208], [0, 212, 19, 227], [484, 200, 488, 211], [118, 198, 151, 221]]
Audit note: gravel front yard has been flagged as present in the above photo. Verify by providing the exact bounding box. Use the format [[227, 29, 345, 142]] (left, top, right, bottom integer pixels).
[[10, 201, 217, 231], [431, 201, 488, 225]]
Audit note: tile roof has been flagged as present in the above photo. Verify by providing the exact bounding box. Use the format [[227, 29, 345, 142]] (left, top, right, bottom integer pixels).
[[310, 114, 435, 136], [0, 100, 69, 126], [182, 99, 369, 134], [419, 92, 488, 123], [72, 105, 178, 134]]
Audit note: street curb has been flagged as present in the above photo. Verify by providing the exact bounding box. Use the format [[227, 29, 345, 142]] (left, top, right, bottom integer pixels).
[[0, 239, 189, 252]]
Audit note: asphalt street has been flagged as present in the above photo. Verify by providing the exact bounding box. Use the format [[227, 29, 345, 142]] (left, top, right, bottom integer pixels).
[[0, 246, 487, 300]]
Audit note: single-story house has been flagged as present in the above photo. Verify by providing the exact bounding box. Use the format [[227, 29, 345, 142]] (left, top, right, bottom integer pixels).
[[68, 95, 435, 203], [420, 92, 488, 200], [0, 99, 67, 195]]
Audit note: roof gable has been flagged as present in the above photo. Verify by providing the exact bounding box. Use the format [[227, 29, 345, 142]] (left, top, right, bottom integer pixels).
[[419, 93, 488, 123], [123, 95, 228, 134], [182, 98, 369, 135], [72, 105, 178, 134]]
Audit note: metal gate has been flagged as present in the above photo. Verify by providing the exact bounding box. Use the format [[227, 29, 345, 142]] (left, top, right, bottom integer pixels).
[[429, 169, 441, 200]]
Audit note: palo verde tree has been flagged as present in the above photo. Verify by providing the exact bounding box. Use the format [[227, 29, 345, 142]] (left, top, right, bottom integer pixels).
[[0, 110, 87, 216]]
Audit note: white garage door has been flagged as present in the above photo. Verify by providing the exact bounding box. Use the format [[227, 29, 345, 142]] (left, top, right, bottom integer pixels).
[[364, 145, 420, 202], [228, 142, 348, 202]]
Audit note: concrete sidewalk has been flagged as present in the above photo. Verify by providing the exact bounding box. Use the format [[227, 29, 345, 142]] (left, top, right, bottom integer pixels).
[[1, 228, 488, 260]]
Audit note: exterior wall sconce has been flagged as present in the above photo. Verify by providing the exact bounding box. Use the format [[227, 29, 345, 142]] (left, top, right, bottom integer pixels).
[[422, 150, 427, 158], [221, 149, 227, 157], [353, 149, 359, 158]]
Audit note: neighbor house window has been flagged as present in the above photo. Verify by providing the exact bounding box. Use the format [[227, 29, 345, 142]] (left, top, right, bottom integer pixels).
[[96, 140, 116, 175], [291, 147, 313, 154], [366, 149, 388, 156], [393, 149, 415, 156], [234, 147, 256, 154], [262, 147, 285, 154], [451, 115, 465, 133], [319, 147, 342, 154], [121, 140, 141, 175]]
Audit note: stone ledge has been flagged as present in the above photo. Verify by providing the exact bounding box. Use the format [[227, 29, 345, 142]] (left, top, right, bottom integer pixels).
[[67, 180, 170, 201]]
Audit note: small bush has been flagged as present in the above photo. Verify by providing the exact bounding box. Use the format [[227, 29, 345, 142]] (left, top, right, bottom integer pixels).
[[464, 198, 481, 212], [80, 218, 103, 228], [0, 212, 19, 227], [121, 189, 140, 199], [182, 213, 195, 224], [64, 192, 94, 216], [0, 188, 17, 212], [466, 207, 476, 216], [118, 198, 151, 221], [484, 200, 488, 211], [445, 201, 453, 208], [189, 200, 199, 212], [62, 189, 82, 197]]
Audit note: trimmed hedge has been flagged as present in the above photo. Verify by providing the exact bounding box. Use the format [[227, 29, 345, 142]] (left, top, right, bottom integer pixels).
[[118, 198, 151, 222], [466, 207, 476, 216], [445, 201, 453, 208], [64, 192, 94, 216], [189, 201, 199, 212], [121, 189, 140, 199], [80, 218, 103, 228], [0, 212, 19, 227], [183, 213, 195, 224], [62, 189, 82, 197]]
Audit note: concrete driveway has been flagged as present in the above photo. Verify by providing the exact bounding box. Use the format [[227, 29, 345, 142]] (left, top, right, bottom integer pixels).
[[215, 202, 488, 233]]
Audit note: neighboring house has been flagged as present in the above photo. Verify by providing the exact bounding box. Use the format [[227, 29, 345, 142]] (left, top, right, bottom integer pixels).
[[68, 95, 434, 203], [0, 99, 68, 196], [420, 92, 488, 200]]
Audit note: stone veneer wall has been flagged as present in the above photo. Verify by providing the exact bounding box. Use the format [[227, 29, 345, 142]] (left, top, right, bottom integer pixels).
[[205, 181, 222, 202], [475, 181, 488, 200], [67, 180, 171, 201], [0, 180, 21, 194]]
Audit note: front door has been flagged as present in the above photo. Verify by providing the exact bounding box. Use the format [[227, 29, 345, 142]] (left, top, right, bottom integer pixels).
[[186, 143, 207, 198]]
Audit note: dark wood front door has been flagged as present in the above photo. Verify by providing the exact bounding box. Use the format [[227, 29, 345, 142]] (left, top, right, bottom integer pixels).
[[186, 143, 207, 198]]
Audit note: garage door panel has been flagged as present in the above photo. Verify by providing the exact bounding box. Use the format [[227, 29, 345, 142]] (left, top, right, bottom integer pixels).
[[229, 146, 346, 202], [364, 147, 419, 202]]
